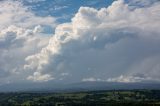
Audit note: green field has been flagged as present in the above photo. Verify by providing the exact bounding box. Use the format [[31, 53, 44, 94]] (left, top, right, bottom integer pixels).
[[0, 90, 160, 106]]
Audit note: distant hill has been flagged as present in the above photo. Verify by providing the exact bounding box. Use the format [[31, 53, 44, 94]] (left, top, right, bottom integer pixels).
[[0, 81, 160, 92]]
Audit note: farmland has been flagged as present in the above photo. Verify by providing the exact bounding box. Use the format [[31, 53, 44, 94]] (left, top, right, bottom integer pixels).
[[0, 90, 160, 106]]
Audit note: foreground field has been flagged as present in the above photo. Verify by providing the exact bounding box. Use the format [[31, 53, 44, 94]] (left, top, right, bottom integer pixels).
[[0, 90, 160, 106]]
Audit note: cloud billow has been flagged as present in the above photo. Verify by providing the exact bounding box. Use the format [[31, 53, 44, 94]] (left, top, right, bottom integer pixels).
[[25, 0, 160, 83], [0, 0, 56, 84], [0, 0, 160, 84]]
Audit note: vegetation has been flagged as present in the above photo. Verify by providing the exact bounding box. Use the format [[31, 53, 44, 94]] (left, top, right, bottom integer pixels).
[[0, 90, 160, 106]]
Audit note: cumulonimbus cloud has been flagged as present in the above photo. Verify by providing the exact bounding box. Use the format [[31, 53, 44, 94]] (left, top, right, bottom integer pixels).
[[24, 0, 160, 83]]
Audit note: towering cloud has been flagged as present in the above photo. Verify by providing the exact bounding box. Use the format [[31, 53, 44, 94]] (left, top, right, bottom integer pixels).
[[25, 0, 160, 83], [0, 0, 160, 84]]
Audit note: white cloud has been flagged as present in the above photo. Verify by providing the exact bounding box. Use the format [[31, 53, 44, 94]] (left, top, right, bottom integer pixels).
[[0, 0, 57, 84], [24, 0, 160, 83], [0, 0, 160, 84], [24, 0, 160, 81], [0, 25, 50, 83], [82, 77, 106, 82], [0, 25, 44, 49], [107, 75, 160, 83], [25, 0, 46, 3], [27, 72, 54, 82], [0, 0, 57, 30], [54, 6, 68, 11], [82, 77, 97, 82]]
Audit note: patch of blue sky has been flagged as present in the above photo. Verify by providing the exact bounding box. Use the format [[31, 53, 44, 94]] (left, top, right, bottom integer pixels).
[[22, 0, 115, 23], [21, 0, 159, 35]]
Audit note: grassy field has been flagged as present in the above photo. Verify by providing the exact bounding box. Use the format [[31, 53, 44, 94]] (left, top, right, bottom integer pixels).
[[0, 90, 160, 106]]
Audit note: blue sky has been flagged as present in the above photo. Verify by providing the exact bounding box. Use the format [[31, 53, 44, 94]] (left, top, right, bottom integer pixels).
[[18, 0, 115, 34], [22, 0, 115, 22], [0, 0, 160, 89], [21, 0, 158, 22]]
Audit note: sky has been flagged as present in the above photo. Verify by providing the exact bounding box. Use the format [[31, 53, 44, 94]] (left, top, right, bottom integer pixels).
[[0, 0, 160, 87]]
